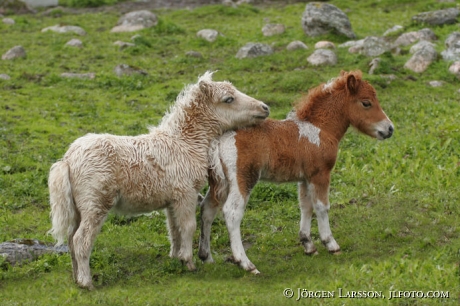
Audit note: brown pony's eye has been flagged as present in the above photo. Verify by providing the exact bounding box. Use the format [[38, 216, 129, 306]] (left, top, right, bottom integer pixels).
[[361, 100, 371, 108]]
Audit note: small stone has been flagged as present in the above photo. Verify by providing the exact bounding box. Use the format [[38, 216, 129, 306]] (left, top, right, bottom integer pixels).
[[2, 46, 26, 60], [286, 41, 308, 51], [314, 41, 335, 49], [114, 64, 148, 77], [65, 38, 83, 48], [261, 23, 285, 36], [2, 18, 15, 25], [42, 25, 86, 36], [0, 74, 11, 80], [383, 25, 403, 36], [236, 43, 273, 59], [197, 29, 219, 42], [368, 58, 380, 75], [61, 73, 95, 79], [428, 80, 444, 87], [185, 51, 203, 58], [448, 61, 460, 78], [114, 41, 135, 50], [307, 49, 337, 66]]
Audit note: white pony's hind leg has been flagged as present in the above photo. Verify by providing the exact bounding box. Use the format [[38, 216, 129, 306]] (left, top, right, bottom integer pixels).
[[72, 208, 108, 290], [222, 190, 259, 274], [298, 181, 318, 255], [172, 194, 197, 271], [198, 190, 220, 263]]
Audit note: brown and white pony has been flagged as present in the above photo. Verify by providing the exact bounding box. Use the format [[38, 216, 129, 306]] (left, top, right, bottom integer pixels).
[[199, 70, 394, 274], [48, 71, 269, 289]]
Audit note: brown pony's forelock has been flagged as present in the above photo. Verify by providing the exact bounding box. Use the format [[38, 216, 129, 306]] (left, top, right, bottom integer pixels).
[[294, 70, 363, 121]]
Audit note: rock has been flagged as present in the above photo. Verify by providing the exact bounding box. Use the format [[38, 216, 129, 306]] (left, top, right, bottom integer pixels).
[[368, 58, 380, 75], [448, 61, 460, 78], [404, 42, 437, 73], [354, 36, 391, 57], [441, 32, 460, 61], [21, 0, 58, 7], [114, 64, 148, 77], [0, 74, 11, 80], [0, 239, 68, 266], [197, 29, 219, 42], [2, 18, 14, 25], [185, 51, 203, 58], [61, 72, 95, 79], [301, 2, 356, 39], [307, 49, 337, 66], [428, 80, 444, 87], [315, 41, 335, 49], [2, 45, 26, 60], [114, 41, 135, 50], [339, 39, 363, 49], [111, 10, 158, 33], [261, 23, 285, 36], [410, 40, 435, 54], [42, 25, 87, 36], [412, 8, 459, 25], [286, 41, 308, 51], [236, 42, 273, 59], [0, 0, 34, 14], [383, 25, 403, 36], [65, 38, 83, 48], [418, 28, 437, 41], [394, 31, 420, 47]]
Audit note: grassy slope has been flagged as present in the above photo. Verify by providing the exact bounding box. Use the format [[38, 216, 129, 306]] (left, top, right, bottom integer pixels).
[[0, 0, 459, 304]]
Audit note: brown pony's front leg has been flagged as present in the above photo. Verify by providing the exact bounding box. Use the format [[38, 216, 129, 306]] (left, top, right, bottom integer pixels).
[[298, 181, 318, 255], [309, 175, 341, 254]]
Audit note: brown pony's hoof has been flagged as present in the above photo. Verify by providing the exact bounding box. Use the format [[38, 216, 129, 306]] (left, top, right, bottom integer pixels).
[[329, 250, 341, 255]]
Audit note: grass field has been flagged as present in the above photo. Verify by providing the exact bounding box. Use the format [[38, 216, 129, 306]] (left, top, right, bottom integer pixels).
[[0, 0, 459, 305]]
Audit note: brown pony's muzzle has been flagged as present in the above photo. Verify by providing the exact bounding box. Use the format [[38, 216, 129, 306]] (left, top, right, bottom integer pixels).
[[376, 121, 394, 140]]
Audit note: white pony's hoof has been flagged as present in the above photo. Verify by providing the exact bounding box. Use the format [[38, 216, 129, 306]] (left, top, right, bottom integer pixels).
[[250, 269, 261, 275]]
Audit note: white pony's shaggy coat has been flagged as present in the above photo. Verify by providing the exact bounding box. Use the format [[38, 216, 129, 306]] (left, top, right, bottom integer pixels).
[[48, 71, 269, 289]]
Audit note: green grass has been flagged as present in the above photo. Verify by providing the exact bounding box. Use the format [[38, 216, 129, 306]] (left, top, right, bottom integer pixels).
[[1, 0, 459, 305]]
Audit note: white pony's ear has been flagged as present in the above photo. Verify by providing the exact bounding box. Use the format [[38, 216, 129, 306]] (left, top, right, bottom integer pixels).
[[199, 81, 211, 98]]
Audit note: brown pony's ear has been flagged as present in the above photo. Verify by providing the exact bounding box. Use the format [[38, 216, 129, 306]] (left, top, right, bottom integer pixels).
[[346, 73, 360, 95], [340, 70, 347, 76], [199, 81, 211, 98]]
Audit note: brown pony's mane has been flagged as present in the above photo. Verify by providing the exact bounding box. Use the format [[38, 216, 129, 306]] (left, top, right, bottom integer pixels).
[[294, 70, 363, 121]]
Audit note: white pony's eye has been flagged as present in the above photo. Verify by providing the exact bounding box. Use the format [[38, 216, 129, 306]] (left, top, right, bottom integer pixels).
[[224, 97, 234, 104]]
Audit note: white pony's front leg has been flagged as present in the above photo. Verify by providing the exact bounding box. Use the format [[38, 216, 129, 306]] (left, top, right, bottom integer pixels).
[[298, 181, 317, 255], [166, 207, 181, 258], [198, 190, 220, 263], [308, 181, 340, 254], [222, 190, 259, 274]]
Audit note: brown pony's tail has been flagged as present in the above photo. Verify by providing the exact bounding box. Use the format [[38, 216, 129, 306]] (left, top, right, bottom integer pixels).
[[48, 161, 78, 246], [206, 139, 229, 205]]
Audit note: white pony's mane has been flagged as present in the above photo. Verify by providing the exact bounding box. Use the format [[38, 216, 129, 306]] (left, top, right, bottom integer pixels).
[[322, 77, 337, 93], [149, 71, 215, 134]]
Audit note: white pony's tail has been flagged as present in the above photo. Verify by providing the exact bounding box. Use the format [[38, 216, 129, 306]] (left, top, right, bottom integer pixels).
[[48, 161, 78, 246]]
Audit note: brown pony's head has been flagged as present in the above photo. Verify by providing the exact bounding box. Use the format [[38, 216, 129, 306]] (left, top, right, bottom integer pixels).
[[341, 70, 394, 140]]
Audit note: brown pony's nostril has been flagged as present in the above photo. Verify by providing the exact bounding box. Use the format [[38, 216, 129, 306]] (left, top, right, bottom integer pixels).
[[388, 125, 394, 135]]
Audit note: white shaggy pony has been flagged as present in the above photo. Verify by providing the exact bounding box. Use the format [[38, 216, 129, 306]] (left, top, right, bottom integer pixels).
[[48, 71, 269, 290]]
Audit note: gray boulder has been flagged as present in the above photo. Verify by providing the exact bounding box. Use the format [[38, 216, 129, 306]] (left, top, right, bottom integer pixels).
[[111, 10, 158, 33], [441, 32, 460, 61], [412, 8, 459, 25], [236, 43, 273, 59], [307, 49, 337, 66], [301, 2, 356, 39], [404, 42, 437, 73], [2, 45, 26, 60]]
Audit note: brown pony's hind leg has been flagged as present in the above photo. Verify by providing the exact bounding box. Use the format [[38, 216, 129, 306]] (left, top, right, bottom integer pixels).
[[198, 190, 220, 263], [298, 181, 318, 255], [309, 176, 341, 254]]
